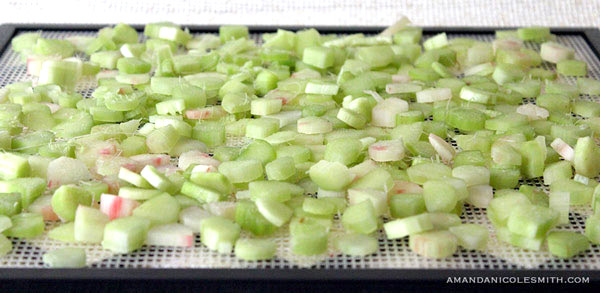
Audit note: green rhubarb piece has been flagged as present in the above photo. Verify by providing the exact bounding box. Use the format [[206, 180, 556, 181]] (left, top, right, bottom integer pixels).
[[43, 248, 86, 268], [585, 215, 600, 244], [487, 192, 530, 227], [237, 139, 276, 165], [3, 213, 44, 238], [448, 224, 488, 251], [289, 219, 328, 256], [265, 157, 296, 181], [218, 160, 264, 184], [74, 205, 110, 244], [334, 233, 378, 256], [102, 216, 151, 253], [557, 59, 587, 76], [0, 153, 30, 180], [0, 234, 11, 257], [551, 179, 594, 206], [234, 238, 276, 261], [547, 231, 590, 259], [51, 185, 93, 222], [0, 215, 11, 233], [507, 204, 559, 238], [255, 198, 293, 227], [132, 193, 180, 226], [407, 162, 452, 185], [342, 200, 378, 235], [200, 216, 241, 254], [0, 193, 21, 216], [235, 200, 277, 236], [309, 160, 352, 191], [423, 180, 458, 213], [48, 222, 76, 243], [389, 193, 426, 219], [496, 227, 544, 251], [189, 172, 232, 195], [573, 136, 600, 178], [384, 213, 433, 239], [409, 230, 457, 259]]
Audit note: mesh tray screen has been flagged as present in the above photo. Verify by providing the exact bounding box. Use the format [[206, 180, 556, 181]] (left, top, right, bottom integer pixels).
[[0, 29, 599, 270]]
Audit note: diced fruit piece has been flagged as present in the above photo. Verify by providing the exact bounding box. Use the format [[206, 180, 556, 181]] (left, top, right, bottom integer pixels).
[[423, 180, 458, 213], [466, 185, 493, 208], [507, 204, 559, 238], [452, 166, 489, 187], [409, 230, 458, 259], [429, 212, 462, 230], [0, 215, 11, 233], [549, 191, 570, 225], [368, 139, 405, 162], [3, 213, 44, 238], [146, 223, 194, 247], [27, 195, 58, 221], [543, 161, 573, 186], [235, 200, 277, 236], [140, 165, 177, 194], [0, 193, 21, 216], [540, 42, 574, 63], [289, 219, 328, 256], [0, 153, 30, 180], [519, 138, 547, 179], [51, 185, 93, 222], [118, 167, 151, 188], [389, 193, 426, 219], [132, 193, 180, 226], [349, 168, 394, 192], [342, 200, 378, 235], [550, 179, 594, 205], [46, 157, 92, 189], [255, 198, 293, 227], [181, 181, 222, 203], [100, 193, 138, 221], [43, 248, 86, 268], [102, 216, 151, 253], [324, 138, 362, 166], [573, 137, 600, 178], [448, 224, 488, 251], [180, 206, 213, 233], [407, 162, 452, 185], [218, 160, 264, 184], [48, 222, 76, 242], [74, 205, 110, 243], [371, 98, 409, 127], [200, 216, 241, 254], [496, 227, 544, 251], [0, 234, 11, 257], [547, 231, 590, 259], [487, 192, 530, 227], [265, 157, 296, 181], [309, 160, 351, 191], [384, 213, 433, 239], [334, 233, 378, 256], [585, 215, 600, 244], [428, 134, 455, 163], [118, 187, 163, 200], [347, 188, 387, 216], [234, 238, 276, 260]]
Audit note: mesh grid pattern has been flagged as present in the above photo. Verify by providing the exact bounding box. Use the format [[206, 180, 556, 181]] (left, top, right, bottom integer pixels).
[[0, 29, 599, 270], [2, 0, 599, 28]]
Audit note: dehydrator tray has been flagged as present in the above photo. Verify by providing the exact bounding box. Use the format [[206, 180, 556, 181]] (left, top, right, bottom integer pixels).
[[0, 24, 599, 287]]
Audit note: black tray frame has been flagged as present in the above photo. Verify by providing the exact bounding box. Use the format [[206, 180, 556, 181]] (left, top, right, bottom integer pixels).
[[0, 23, 600, 290]]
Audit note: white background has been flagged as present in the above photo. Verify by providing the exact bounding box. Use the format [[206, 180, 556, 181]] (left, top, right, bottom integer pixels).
[[0, 0, 599, 27]]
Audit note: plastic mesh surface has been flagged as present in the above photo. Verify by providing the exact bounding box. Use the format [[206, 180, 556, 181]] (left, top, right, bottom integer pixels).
[[0, 29, 599, 270]]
